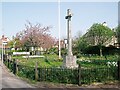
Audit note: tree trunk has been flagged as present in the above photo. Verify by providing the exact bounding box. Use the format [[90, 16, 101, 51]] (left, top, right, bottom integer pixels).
[[78, 64, 81, 86], [35, 61, 38, 81], [100, 47, 103, 57]]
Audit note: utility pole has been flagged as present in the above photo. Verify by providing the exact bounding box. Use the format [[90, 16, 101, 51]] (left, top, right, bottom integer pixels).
[[2, 40, 3, 67], [3, 43, 5, 54], [117, 26, 120, 81], [58, 0, 61, 59], [1, 35, 8, 67]]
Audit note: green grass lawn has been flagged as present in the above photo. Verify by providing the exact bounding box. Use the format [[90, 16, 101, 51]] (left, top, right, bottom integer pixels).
[[78, 55, 118, 61], [77, 55, 118, 68], [12, 54, 118, 68], [12, 54, 63, 68]]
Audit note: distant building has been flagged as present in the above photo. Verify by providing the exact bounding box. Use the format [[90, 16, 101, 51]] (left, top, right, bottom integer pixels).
[[83, 29, 119, 48], [0, 35, 10, 50], [54, 40, 65, 48], [103, 35, 119, 48]]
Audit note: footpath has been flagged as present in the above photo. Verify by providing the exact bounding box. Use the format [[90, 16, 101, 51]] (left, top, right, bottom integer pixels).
[[0, 60, 34, 88]]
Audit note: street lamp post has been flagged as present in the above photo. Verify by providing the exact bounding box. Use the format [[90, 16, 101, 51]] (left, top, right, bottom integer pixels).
[[3, 43, 5, 54], [1, 40, 3, 67], [2, 40, 7, 67], [58, 0, 61, 59]]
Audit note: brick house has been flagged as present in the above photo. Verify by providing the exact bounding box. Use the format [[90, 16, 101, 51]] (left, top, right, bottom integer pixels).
[[0, 35, 10, 50]]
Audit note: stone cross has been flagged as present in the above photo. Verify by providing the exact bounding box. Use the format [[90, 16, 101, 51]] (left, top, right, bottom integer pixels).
[[65, 9, 73, 56], [63, 9, 78, 68]]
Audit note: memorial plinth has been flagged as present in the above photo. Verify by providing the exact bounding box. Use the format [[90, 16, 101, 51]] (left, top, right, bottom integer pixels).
[[63, 55, 78, 68]]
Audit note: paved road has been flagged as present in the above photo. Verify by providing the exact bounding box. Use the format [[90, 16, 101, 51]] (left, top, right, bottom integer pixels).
[[0, 60, 34, 88]]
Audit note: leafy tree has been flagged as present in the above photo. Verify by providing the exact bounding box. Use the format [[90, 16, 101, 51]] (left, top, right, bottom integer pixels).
[[7, 40, 14, 49], [76, 37, 89, 53], [75, 23, 114, 56], [8, 37, 22, 51], [116, 25, 120, 46], [61, 48, 67, 57], [87, 23, 114, 56], [16, 21, 55, 54], [48, 47, 58, 55], [116, 24, 120, 80]]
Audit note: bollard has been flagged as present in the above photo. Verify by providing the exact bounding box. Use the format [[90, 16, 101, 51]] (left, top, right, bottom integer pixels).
[[7, 59, 9, 68], [15, 60, 18, 75], [13, 59, 16, 74], [35, 61, 38, 81], [78, 64, 81, 86]]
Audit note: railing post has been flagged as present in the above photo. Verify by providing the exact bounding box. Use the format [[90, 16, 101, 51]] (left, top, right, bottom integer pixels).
[[15, 60, 18, 75], [118, 60, 120, 81], [78, 64, 81, 86], [13, 59, 16, 74], [8, 59, 9, 68], [35, 61, 38, 81]]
